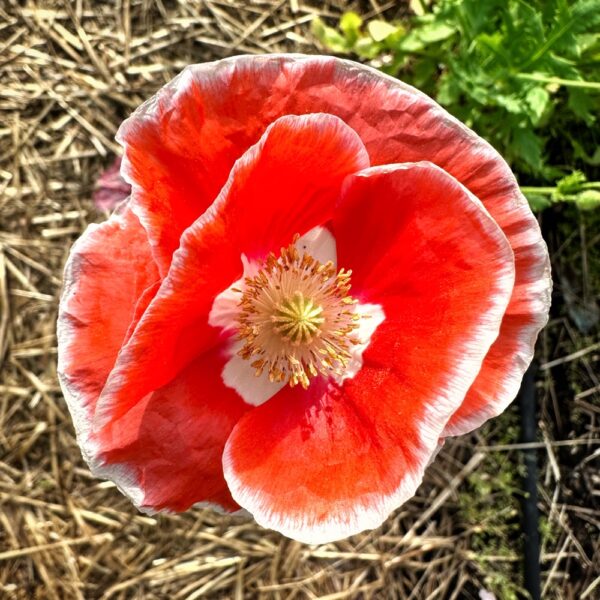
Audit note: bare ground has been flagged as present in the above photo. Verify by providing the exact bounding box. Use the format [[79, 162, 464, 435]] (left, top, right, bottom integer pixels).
[[0, 1, 598, 598]]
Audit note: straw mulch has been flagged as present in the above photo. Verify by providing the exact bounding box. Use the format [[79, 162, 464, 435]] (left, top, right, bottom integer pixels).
[[0, 1, 598, 598]]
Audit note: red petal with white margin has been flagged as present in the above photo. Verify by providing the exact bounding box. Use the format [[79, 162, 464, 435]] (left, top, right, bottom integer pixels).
[[119, 54, 550, 434], [98, 348, 248, 512], [93, 114, 369, 462], [57, 206, 158, 466], [117, 68, 240, 275], [223, 163, 515, 543]]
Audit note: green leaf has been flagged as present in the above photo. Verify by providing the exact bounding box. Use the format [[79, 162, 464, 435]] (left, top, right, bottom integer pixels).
[[416, 21, 456, 44], [437, 72, 461, 105], [412, 58, 439, 90], [557, 170, 587, 194], [570, 0, 600, 33], [367, 20, 399, 42], [568, 88, 597, 123], [397, 30, 426, 52], [525, 192, 553, 211], [476, 32, 510, 63], [495, 93, 525, 115], [314, 0, 600, 185], [353, 37, 382, 59], [511, 127, 543, 171], [340, 12, 362, 45], [409, 0, 426, 17], [576, 32, 599, 53], [525, 86, 551, 124], [311, 17, 349, 53], [573, 141, 600, 166]]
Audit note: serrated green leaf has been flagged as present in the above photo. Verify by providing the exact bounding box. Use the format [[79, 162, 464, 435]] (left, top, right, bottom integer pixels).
[[367, 20, 399, 42], [570, 0, 600, 33], [557, 170, 587, 194], [316, 0, 600, 183]]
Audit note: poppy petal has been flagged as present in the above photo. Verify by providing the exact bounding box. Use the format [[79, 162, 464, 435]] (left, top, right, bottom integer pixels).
[[223, 162, 516, 543], [97, 348, 249, 512], [117, 68, 237, 274], [57, 206, 159, 466], [336, 67, 551, 434], [442, 241, 551, 436], [315, 61, 551, 435], [94, 113, 369, 437]]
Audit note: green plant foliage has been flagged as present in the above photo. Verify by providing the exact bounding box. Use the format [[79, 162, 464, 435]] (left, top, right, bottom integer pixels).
[[312, 0, 600, 209], [522, 170, 600, 209], [457, 410, 529, 599]]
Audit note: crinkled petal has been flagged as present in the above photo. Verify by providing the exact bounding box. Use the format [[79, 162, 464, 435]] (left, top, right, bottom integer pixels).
[[223, 162, 516, 543], [57, 206, 158, 466], [98, 348, 249, 512], [117, 68, 240, 274], [94, 113, 369, 438]]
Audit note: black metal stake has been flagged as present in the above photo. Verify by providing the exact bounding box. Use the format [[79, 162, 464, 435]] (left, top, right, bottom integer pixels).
[[518, 362, 541, 600]]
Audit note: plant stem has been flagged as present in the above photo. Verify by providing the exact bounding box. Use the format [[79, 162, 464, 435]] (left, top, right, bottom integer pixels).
[[515, 73, 600, 90], [521, 182, 600, 195]]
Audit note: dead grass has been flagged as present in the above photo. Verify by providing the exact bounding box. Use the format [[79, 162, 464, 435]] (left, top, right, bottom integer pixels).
[[0, 1, 598, 598]]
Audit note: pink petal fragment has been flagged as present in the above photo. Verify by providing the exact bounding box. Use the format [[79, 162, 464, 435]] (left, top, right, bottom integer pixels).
[[93, 157, 131, 212]]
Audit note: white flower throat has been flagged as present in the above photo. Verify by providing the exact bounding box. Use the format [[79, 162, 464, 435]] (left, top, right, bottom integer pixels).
[[235, 236, 362, 389]]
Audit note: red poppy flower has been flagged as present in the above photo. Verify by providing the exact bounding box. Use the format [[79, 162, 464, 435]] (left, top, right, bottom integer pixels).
[[58, 55, 551, 543]]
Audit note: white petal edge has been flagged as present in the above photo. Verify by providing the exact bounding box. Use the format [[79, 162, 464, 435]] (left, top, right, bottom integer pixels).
[[56, 213, 150, 514], [57, 212, 235, 517]]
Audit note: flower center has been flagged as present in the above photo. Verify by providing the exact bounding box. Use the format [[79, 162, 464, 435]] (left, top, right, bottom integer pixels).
[[272, 290, 324, 344], [236, 236, 361, 389]]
